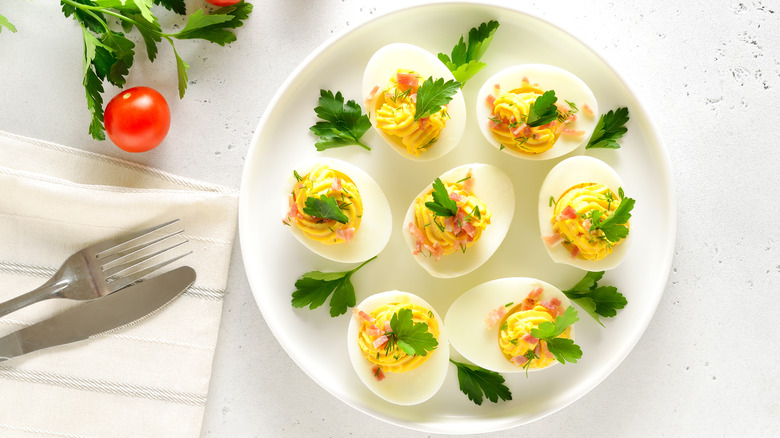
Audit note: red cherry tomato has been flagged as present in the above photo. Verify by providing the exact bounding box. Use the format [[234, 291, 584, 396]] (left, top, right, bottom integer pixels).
[[104, 86, 171, 153], [205, 0, 242, 5]]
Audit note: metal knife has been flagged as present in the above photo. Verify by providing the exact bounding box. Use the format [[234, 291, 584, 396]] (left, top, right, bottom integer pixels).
[[0, 266, 196, 362]]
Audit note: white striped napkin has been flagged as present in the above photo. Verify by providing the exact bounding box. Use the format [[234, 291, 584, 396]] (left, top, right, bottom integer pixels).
[[0, 130, 238, 438]]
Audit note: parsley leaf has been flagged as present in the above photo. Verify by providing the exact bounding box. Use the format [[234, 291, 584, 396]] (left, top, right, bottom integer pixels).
[[59, 0, 253, 139], [437, 20, 500, 87], [562, 271, 627, 326], [291, 256, 376, 317], [302, 195, 349, 224], [586, 107, 630, 149], [386, 308, 438, 356], [450, 360, 512, 405], [424, 178, 458, 217], [530, 306, 582, 365], [310, 89, 372, 151], [414, 77, 461, 121], [526, 90, 559, 127], [0, 14, 17, 33], [589, 194, 635, 242]]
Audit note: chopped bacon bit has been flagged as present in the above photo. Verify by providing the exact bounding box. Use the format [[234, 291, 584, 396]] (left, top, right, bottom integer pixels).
[[336, 227, 355, 243], [449, 192, 464, 203], [543, 233, 564, 247], [511, 355, 529, 366], [522, 333, 538, 344], [520, 297, 536, 311], [373, 335, 388, 349], [353, 308, 374, 323], [366, 325, 383, 337], [522, 76, 530, 84], [528, 287, 543, 299], [541, 298, 562, 316], [511, 123, 527, 138], [396, 73, 419, 89], [407, 222, 425, 255], [562, 128, 585, 136], [557, 205, 578, 221], [493, 83, 501, 92], [462, 221, 477, 238], [570, 245, 580, 259], [582, 103, 594, 117], [485, 306, 507, 328], [583, 219, 592, 234], [419, 117, 428, 128], [426, 242, 444, 261], [539, 340, 552, 359], [462, 171, 474, 192], [372, 366, 386, 381], [488, 118, 500, 130], [485, 94, 496, 108], [285, 195, 299, 224], [367, 84, 380, 102]]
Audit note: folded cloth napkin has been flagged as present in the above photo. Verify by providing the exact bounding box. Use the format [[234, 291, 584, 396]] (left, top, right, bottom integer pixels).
[[0, 130, 238, 438]]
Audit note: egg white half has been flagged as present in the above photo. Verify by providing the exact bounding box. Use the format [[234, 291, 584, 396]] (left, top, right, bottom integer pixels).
[[347, 290, 449, 405], [538, 155, 632, 271], [402, 163, 514, 278], [282, 157, 392, 263], [445, 277, 573, 373], [362, 43, 466, 161], [476, 64, 598, 161]]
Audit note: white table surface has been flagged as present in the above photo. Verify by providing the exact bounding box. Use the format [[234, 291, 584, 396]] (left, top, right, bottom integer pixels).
[[1, 0, 778, 436]]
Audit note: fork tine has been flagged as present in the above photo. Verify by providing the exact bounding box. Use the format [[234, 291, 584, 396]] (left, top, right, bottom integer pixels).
[[99, 230, 185, 267], [102, 239, 189, 277], [91, 219, 180, 256], [107, 251, 192, 292]]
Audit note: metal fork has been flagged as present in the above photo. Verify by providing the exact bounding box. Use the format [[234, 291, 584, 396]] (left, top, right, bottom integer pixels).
[[0, 219, 191, 318]]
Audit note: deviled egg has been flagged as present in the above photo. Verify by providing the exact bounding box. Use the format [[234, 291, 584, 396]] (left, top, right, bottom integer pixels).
[[476, 64, 598, 160], [282, 157, 392, 263], [347, 291, 449, 405], [445, 277, 576, 373], [538, 156, 634, 271], [362, 43, 466, 161], [403, 163, 514, 278]]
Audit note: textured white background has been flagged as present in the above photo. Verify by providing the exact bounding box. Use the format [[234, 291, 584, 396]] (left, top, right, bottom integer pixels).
[[1, 0, 778, 436]]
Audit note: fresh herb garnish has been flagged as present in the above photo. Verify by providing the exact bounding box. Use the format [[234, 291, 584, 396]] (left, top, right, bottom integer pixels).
[[384, 308, 438, 356], [529, 306, 582, 365], [424, 178, 458, 217], [526, 90, 559, 127], [291, 256, 376, 317], [414, 77, 461, 121], [585, 107, 630, 149], [310, 89, 372, 151], [562, 271, 627, 326], [437, 20, 500, 87], [450, 360, 512, 405], [0, 14, 17, 33], [588, 192, 635, 242], [302, 195, 350, 224], [59, 0, 252, 140]]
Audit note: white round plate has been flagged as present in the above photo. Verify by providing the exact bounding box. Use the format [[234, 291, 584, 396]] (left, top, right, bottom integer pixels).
[[239, 2, 675, 434]]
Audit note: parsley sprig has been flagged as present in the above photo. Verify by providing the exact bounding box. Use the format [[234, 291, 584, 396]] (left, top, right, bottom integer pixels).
[[59, 0, 253, 140], [291, 256, 376, 317], [588, 190, 635, 242], [529, 306, 582, 365], [563, 271, 627, 326], [414, 77, 461, 121], [437, 20, 500, 87], [424, 178, 458, 217], [302, 195, 349, 224], [310, 89, 372, 151], [450, 360, 512, 405], [586, 107, 630, 149], [0, 14, 17, 33], [526, 90, 559, 127], [384, 308, 438, 356]]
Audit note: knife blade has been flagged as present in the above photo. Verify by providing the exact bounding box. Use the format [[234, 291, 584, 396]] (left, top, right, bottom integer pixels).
[[0, 265, 196, 362]]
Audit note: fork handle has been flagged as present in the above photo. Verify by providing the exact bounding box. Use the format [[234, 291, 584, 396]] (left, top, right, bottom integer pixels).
[[0, 280, 68, 318]]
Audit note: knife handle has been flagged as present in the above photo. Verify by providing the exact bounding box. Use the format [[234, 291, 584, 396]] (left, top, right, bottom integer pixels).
[[0, 281, 65, 318]]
